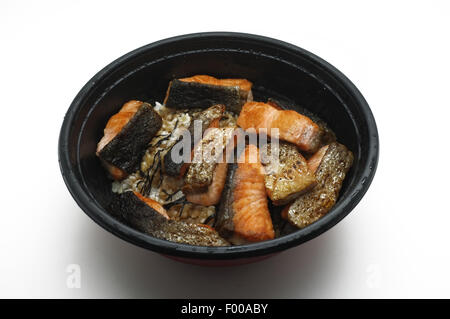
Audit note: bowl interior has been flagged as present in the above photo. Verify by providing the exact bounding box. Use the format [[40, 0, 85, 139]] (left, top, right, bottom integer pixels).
[[61, 33, 377, 259]]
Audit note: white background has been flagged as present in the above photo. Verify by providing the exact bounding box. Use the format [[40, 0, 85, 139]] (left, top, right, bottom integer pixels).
[[1, 0, 449, 298]]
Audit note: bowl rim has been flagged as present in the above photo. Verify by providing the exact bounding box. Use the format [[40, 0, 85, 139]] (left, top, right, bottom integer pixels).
[[58, 31, 379, 260]]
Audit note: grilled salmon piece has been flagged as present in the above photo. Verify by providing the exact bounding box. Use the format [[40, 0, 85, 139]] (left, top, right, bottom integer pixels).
[[180, 75, 252, 91], [237, 102, 323, 153], [283, 142, 353, 228], [233, 145, 275, 242], [186, 161, 228, 206], [96, 100, 162, 180], [267, 98, 336, 146], [184, 125, 236, 205], [133, 191, 169, 219], [109, 192, 229, 247], [262, 142, 317, 205], [97, 100, 142, 152], [178, 117, 222, 180], [215, 145, 274, 243], [164, 75, 253, 113], [184, 126, 234, 193]]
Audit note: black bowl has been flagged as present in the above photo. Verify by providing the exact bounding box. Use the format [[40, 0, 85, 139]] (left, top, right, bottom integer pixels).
[[58, 32, 378, 264]]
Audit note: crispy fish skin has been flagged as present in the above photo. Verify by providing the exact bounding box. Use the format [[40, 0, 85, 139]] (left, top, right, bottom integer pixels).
[[216, 163, 238, 239], [187, 104, 225, 147], [183, 127, 237, 204], [186, 161, 228, 206], [96, 100, 142, 180], [183, 157, 217, 193], [133, 191, 169, 219], [162, 104, 225, 177], [262, 142, 317, 205], [283, 142, 354, 228], [164, 78, 251, 113], [98, 102, 162, 175], [162, 144, 186, 177], [96, 100, 142, 153], [109, 192, 229, 247], [184, 127, 234, 193], [214, 131, 246, 238], [162, 137, 188, 177]]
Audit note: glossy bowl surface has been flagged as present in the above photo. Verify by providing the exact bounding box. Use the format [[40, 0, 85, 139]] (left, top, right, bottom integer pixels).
[[58, 32, 379, 263]]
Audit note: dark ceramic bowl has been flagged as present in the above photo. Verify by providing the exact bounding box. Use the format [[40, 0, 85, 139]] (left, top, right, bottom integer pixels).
[[58, 32, 378, 266]]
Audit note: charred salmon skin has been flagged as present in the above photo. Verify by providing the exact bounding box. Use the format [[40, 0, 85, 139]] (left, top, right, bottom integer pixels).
[[97, 100, 162, 180], [164, 75, 253, 113], [133, 191, 170, 219], [109, 192, 229, 246], [216, 163, 238, 239], [237, 102, 323, 153], [162, 104, 224, 177], [216, 145, 274, 243], [262, 142, 317, 205], [282, 142, 353, 228]]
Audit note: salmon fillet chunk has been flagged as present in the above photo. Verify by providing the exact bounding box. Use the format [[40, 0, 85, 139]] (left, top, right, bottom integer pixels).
[[232, 145, 275, 242], [237, 102, 323, 153]]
